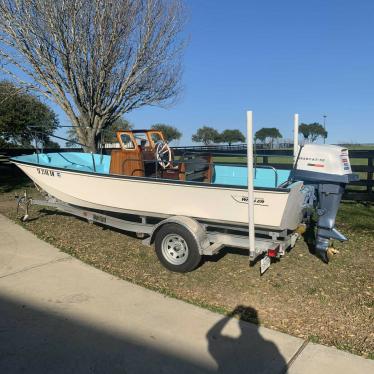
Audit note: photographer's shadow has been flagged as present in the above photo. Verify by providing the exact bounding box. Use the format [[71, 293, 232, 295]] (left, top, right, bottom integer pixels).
[[207, 306, 287, 373]]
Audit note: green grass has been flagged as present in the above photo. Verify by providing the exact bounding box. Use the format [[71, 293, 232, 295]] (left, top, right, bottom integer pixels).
[[308, 335, 320, 344]]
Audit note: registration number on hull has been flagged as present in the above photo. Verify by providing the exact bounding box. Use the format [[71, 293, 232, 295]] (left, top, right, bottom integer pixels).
[[36, 168, 61, 177]]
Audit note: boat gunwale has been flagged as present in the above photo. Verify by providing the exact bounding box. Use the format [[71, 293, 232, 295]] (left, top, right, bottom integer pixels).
[[10, 158, 292, 193]]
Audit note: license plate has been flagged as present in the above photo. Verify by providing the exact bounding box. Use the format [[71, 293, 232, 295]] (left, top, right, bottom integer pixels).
[[260, 256, 271, 275]]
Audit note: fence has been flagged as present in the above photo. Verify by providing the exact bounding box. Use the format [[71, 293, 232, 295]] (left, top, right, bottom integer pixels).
[[172, 143, 294, 154], [253, 149, 373, 202], [173, 146, 374, 202], [1, 147, 373, 202]]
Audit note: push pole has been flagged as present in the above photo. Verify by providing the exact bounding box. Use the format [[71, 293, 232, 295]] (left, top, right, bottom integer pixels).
[[293, 113, 299, 165], [247, 111, 255, 260]]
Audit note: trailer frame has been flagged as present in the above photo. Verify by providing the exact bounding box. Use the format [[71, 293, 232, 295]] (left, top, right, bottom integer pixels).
[[17, 192, 300, 274]]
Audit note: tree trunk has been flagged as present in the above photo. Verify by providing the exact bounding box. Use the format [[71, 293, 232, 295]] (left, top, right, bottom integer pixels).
[[74, 117, 106, 153], [74, 126, 98, 153], [85, 133, 98, 153]]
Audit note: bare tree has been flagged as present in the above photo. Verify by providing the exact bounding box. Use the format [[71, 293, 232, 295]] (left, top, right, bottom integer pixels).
[[0, 80, 24, 105], [0, 0, 185, 152]]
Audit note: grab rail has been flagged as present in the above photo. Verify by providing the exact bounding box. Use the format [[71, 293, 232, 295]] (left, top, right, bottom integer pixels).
[[91, 152, 96, 172], [256, 165, 279, 187], [24, 128, 102, 172]]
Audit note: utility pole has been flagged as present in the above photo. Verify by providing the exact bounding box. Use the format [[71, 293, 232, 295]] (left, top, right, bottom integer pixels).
[[323, 114, 327, 144]]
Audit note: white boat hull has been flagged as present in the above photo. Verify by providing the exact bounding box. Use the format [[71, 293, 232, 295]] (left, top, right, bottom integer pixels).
[[14, 163, 305, 230]]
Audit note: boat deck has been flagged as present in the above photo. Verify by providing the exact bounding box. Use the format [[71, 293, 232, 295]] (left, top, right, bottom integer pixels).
[[12, 152, 291, 188]]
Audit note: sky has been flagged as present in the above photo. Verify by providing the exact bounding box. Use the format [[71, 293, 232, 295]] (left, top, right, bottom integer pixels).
[[124, 0, 374, 145], [11, 0, 374, 145]]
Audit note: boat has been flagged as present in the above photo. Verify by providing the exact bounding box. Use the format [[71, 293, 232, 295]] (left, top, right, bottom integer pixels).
[[11, 124, 358, 272], [11, 129, 305, 230]]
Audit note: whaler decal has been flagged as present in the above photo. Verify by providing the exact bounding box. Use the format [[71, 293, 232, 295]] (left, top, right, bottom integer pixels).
[[37, 168, 61, 177], [231, 195, 268, 206]]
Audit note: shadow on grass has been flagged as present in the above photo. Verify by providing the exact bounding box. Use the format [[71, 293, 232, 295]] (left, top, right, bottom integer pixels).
[[204, 247, 249, 263], [0, 165, 32, 193], [302, 220, 317, 256], [17, 208, 68, 223], [22, 207, 144, 240], [301, 220, 333, 264]]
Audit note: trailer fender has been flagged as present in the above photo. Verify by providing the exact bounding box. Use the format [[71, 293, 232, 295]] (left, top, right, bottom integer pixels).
[[143, 216, 211, 254]]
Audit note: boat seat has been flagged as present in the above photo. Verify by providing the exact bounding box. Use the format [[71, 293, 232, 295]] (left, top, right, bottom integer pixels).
[[109, 149, 144, 177], [178, 155, 213, 183]]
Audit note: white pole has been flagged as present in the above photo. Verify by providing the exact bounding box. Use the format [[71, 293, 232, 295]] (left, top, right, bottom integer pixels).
[[293, 113, 299, 165], [246, 111, 255, 260]]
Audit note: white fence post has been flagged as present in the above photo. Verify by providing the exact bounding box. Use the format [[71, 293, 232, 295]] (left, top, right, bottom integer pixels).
[[247, 111, 255, 259]]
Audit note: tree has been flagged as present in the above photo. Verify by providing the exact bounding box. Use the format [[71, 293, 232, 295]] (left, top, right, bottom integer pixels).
[[192, 126, 221, 145], [102, 118, 133, 143], [44, 139, 61, 149], [220, 129, 245, 146], [151, 124, 182, 143], [299, 123, 311, 142], [66, 117, 133, 146], [0, 80, 59, 147], [299, 123, 327, 143], [254, 127, 282, 148], [0, 0, 186, 152], [254, 128, 268, 143], [309, 123, 328, 142]]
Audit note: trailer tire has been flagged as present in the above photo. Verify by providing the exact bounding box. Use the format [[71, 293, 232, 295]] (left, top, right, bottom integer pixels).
[[154, 223, 201, 273]]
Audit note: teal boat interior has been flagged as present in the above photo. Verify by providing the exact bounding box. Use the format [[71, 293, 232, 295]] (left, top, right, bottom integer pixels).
[[12, 152, 291, 188]]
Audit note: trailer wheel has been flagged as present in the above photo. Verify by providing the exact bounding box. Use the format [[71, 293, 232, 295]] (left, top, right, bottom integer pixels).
[[154, 223, 201, 273]]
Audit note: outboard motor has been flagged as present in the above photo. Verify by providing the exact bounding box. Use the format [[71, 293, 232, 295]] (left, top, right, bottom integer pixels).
[[290, 144, 359, 262]]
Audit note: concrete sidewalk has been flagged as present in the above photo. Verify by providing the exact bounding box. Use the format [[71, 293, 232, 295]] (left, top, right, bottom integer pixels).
[[0, 213, 372, 373]]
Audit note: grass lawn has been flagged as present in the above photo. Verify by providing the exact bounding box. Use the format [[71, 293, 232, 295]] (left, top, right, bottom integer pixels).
[[0, 165, 373, 359]]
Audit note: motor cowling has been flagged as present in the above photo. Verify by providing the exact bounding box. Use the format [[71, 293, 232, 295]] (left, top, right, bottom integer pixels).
[[290, 144, 359, 262]]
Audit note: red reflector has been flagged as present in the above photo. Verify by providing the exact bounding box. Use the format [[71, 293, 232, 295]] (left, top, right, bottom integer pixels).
[[267, 246, 279, 257]]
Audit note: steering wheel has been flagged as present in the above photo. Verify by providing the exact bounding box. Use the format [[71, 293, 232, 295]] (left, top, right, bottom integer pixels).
[[155, 141, 172, 169]]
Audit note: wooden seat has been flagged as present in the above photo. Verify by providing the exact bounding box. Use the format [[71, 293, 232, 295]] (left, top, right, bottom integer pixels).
[[178, 155, 213, 183], [109, 149, 144, 176]]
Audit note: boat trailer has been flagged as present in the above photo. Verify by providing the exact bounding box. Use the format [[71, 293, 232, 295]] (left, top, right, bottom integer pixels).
[[13, 110, 356, 274], [16, 191, 301, 275]]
